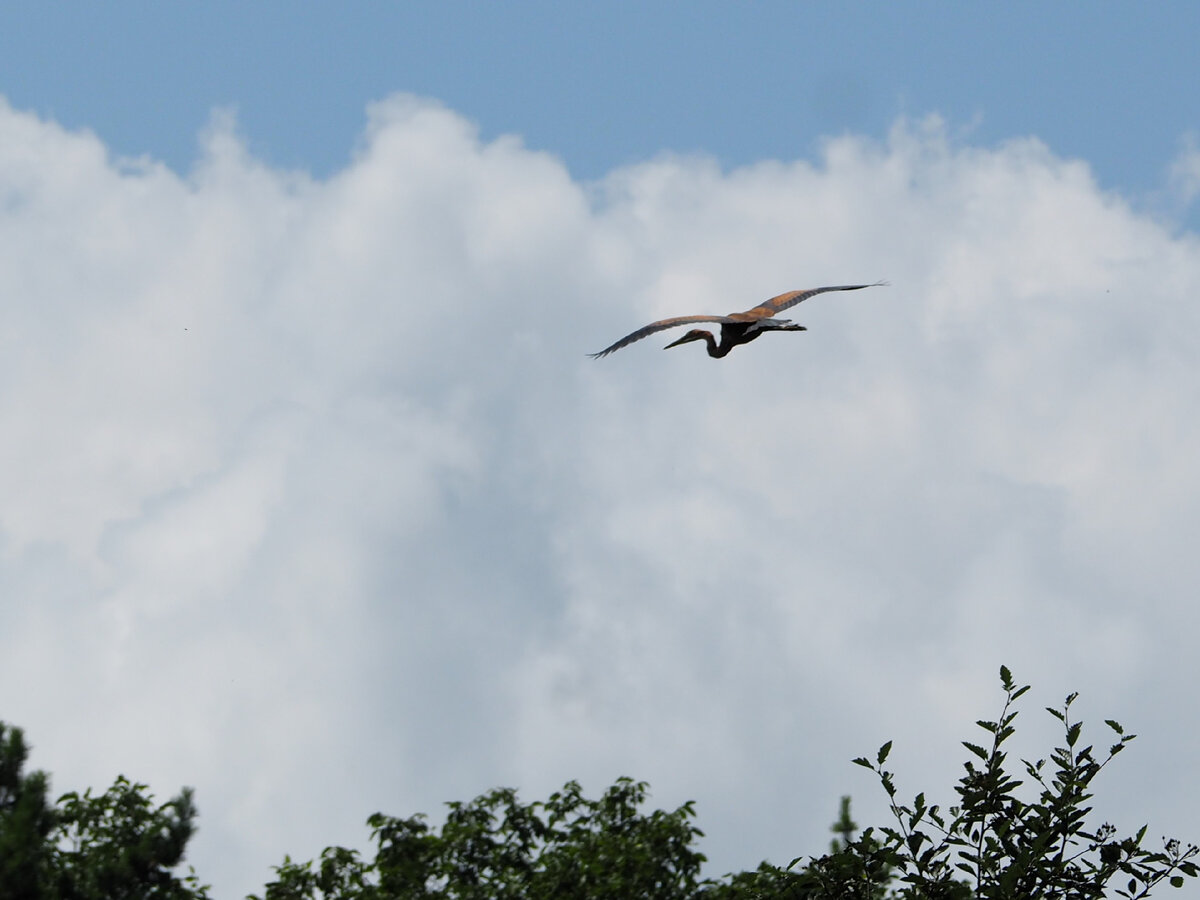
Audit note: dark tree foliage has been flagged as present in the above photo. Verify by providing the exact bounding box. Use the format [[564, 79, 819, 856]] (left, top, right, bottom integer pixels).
[[256, 669, 1198, 899], [50, 776, 208, 899], [820, 667, 1200, 899], [0, 723, 57, 900], [703, 669, 1199, 900], [0, 722, 208, 899], [3, 666, 1196, 900], [252, 777, 707, 900]]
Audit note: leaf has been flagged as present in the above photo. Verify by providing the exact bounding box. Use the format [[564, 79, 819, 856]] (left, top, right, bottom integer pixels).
[[1171, 875, 1185, 888], [1067, 722, 1082, 747], [1106, 719, 1124, 735], [1000, 664, 1012, 688], [851, 757, 873, 769], [963, 741, 989, 761], [877, 741, 893, 765]]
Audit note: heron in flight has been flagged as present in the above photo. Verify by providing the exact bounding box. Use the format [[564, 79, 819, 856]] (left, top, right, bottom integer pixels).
[[589, 282, 887, 359]]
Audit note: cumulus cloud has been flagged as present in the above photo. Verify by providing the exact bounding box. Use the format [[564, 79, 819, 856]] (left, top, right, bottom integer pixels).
[[2, 95, 1199, 896]]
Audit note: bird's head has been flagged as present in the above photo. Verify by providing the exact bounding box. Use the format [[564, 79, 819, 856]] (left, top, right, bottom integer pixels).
[[664, 329, 713, 350]]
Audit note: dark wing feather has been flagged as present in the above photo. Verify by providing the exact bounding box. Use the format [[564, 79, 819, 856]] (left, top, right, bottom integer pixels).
[[751, 281, 888, 317], [589, 315, 734, 358]]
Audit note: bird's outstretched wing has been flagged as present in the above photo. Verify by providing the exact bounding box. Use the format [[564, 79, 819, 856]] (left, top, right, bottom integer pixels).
[[588, 315, 734, 359], [738, 281, 889, 319]]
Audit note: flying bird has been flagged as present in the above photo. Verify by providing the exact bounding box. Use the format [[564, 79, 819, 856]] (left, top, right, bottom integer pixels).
[[589, 282, 887, 359]]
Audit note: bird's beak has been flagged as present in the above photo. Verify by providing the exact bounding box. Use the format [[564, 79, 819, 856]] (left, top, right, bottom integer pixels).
[[664, 331, 703, 349]]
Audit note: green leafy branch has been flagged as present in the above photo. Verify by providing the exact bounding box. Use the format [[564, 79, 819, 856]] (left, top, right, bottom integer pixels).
[[850, 666, 1198, 899]]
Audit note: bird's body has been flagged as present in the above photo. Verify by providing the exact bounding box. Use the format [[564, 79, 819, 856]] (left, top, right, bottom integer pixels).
[[589, 282, 886, 359], [663, 319, 807, 358]]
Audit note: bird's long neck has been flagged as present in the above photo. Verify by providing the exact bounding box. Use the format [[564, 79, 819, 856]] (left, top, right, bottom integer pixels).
[[706, 333, 733, 358]]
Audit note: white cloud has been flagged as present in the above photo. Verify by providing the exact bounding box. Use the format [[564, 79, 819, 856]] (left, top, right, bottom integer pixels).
[[2, 96, 1199, 896]]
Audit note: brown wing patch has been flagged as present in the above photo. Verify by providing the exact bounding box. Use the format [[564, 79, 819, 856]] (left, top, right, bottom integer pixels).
[[726, 306, 776, 322], [758, 282, 887, 315]]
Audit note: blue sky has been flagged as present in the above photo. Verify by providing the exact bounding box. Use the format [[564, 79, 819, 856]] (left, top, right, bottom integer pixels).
[[4, 2, 1199, 204], [2, 5, 1200, 899]]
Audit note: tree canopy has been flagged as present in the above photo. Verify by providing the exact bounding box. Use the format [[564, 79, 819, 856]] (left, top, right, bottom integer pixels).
[[2, 668, 1195, 899], [0, 723, 207, 900]]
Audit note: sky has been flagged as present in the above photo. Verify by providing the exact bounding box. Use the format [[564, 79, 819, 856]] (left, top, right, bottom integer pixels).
[[2, 3, 1200, 897]]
